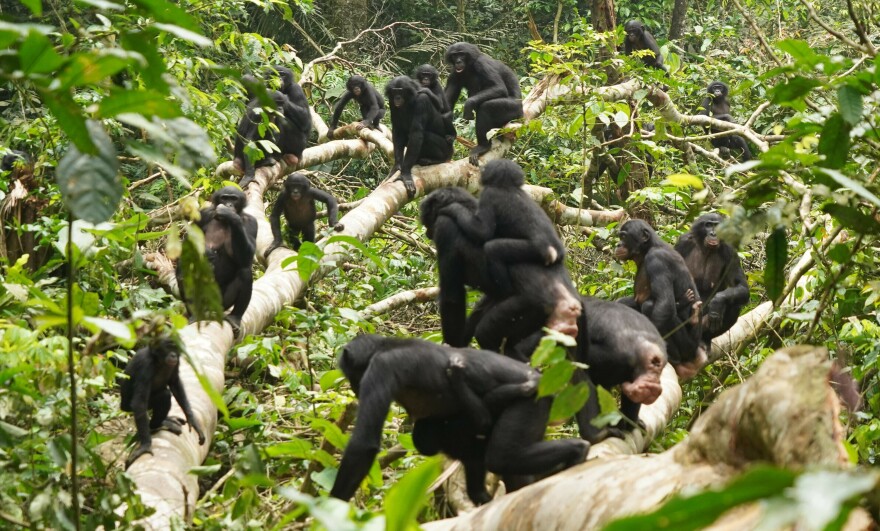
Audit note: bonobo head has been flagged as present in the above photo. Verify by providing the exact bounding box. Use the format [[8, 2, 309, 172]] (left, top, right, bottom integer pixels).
[[413, 64, 440, 88], [268, 65, 295, 92], [150, 337, 181, 368], [385, 76, 419, 109], [692, 213, 724, 249], [624, 20, 646, 42], [338, 334, 387, 394], [707, 81, 728, 100], [480, 159, 525, 188], [212, 186, 246, 212], [444, 42, 481, 74], [347, 75, 368, 97], [1, 150, 30, 172], [419, 187, 478, 239], [620, 338, 666, 405], [284, 173, 311, 201], [615, 219, 660, 262]]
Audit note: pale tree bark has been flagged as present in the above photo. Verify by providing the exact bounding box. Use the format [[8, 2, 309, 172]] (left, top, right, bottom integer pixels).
[[424, 346, 855, 531]]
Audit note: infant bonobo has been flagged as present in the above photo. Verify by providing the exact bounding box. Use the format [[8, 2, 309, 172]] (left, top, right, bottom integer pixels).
[[265, 173, 344, 256]]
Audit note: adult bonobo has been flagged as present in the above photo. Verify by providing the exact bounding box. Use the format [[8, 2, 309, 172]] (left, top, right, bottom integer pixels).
[[615, 219, 706, 379], [623, 20, 668, 73], [574, 298, 667, 442], [385, 76, 455, 198], [697, 81, 752, 161], [413, 64, 456, 141], [118, 337, 206, 468], [420, 187, 582, 361], [437, 160, 566, 295], [266, 174, 344, 257], [273, 65, 312, 168], [329, 335, 590, 505], [179, 186, 257, 334], [326, 75, 386, 139], [444, 42, 524, 165], [675, 213, 750, 343]]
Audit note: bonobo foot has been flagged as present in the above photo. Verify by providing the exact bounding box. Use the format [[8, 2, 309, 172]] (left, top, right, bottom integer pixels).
[[160, 417, 185, 435], [393, 173, 417, 198], [225, 315, 243, 336], [125, 443, 153, 469], [282, 154, 299, 167], [468, 144, 490, 166]]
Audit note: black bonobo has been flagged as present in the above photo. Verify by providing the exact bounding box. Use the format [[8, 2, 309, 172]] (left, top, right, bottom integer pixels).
[[615, 219, 706, 379], [180, 186, 257, 334], [326, 75, 386, 139], [385, 76, 455, 198], [623, 20, 668, 73], [329, 335, 589, 505], [675, 213, 750, 342], [444, 42, 524, 165], [697, 81, 752, 161], [265, 173, 344, 256], [420, 187, 582, 361], [413, 64, 456, 142], [118, 337, 206, 468], [437, 160, 566, 295], [574, 298, 667, 443], [232, 67, 312, 189]]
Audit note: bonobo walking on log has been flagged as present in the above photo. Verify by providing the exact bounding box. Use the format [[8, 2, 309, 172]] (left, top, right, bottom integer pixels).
[[437, 160, 566, 295], [178, 186, 257, 334], [675, 213, 749, 343], [265, 173, 344, 256], [444, 42, 523, 165], [385, 76, 455, 198], [118, 337, 206, 468], [697, 81, 752, 161], [329, 335, 589, 505], [615, 219, 706, 379], [326, 75, 386, 139], [421, 187, 581, 361]]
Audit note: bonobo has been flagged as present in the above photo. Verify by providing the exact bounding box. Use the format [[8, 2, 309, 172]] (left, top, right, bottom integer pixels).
[[437, 160, 566, 295], [675, 213, 749, 342], [623, 20, 668, 73], [232, 67, 312, 189], [413, 64, 456, 141], [615, 219, 706, 379], [698, 81, 752, 161], [266, 173, 344, 256], [574, 298, 667, 442], [118, 337, 206, 468], [444, 42, 524, 165], [385, 76, 455, 198], [179, 186, 257, 333], [329, 335, 589, 505], [420, 187, 581, 361], [326, 75, 386, 139]]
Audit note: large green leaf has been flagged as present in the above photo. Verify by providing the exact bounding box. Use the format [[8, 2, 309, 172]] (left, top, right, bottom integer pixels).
[[817, 113, 851, 169], [549, 381, 590, 423], [56, 120, 122, 223], [384, 457, 442, 531], [98, 89, 182, 119], [18, 31, 63, 74], [764, 227, 787, 302], [822, 204, 880, 235], [176, 224, 225, 324], [837, 86, 864, 125]]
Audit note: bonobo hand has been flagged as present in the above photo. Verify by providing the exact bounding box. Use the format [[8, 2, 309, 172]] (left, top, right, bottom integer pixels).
[[356, 121, 369, 130], [333, 223, 345, 232], [393, 172, 417, 199], [214, 204, 238, 221], [264, 243, 282, 259], [463, 100, 476, 120], [126, 444, 153, 469], [192, 422, 206, 445], [326, 128, 337, 140]]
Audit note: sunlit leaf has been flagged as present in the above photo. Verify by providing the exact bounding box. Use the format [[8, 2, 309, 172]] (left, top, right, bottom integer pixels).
[[384, 457, 442, 531]]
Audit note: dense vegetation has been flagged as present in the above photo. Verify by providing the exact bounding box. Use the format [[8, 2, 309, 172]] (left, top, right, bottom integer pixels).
[[0, 0, 878, 528]]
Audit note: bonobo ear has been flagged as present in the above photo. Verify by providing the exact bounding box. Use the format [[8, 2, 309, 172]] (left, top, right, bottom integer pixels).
[[640, 227, 651, 242]]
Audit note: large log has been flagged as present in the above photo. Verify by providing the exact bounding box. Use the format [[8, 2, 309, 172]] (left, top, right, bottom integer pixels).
[[424, 346, 851, 530]]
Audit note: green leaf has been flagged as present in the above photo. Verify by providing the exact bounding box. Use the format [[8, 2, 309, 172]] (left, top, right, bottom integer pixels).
[[319, 369, 345, 391], [18, 31, 64, 74], [603, 466, 798, 531], [827, 243, 851, 264], [821, 204, 880, 235], [98, 89, 181, 119], [662, 173, 703, 189], [384, 457, 442, 531], [152, 23, 212, 48], [19, 0, 42, 16], [38, 88, 95, 154], [338, 308, 363, 322], [764, 227, 787, 302], [817, 113, 851, 169], [188, 464, 222, 476], [325, 234, 386, 270], [130, 0, 200, 32], [838, 86, 863, 125], [775, 40, 820, 65], [530, 337, 566, 366], [265, 438, 312, 459], [311, 418, 347, 450], [59, 52, 131, 89], [177, 225, 225, 324], [56, 120, 122, 222], [538, 360, 574, 397], [294, 242, 323, 281], [817, 168, 880, 208], [549, 381, 590, 423], [768, 76, 821, 107], [81, 317, 133, 341]]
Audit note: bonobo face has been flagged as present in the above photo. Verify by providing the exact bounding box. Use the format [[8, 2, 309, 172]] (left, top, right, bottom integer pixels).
[[391, 89, 406, 108], [164, 349, 180, 368], [696, 214, 724, 249], [452, 54, 467, 73], [289, 186, 304, 201], [709, 82, 727, 99], [615, 227, 636, 260], [624, 21, 642, 42], [214, 187, 245, 211], [352, 85, 362, 97], [419, 75, 432, 87]]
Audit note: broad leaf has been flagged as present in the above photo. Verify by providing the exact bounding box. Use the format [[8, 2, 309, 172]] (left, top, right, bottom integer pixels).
[[384, 457, 442, 531], [817, 113, 851, 169], [764, 227, 787, 302], [56, 120, 122, 222]]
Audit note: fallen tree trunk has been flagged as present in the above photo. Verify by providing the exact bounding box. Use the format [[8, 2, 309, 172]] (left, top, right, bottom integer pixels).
[[424, 346, 851, 530]]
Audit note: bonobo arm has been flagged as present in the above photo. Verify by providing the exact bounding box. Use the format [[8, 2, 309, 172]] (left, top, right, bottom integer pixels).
[[282, 83, 311, 129], [399, 95, 431, 175], [361, 91, 384, 125], [465, 61, 512, 109], [168, 372, 206, 444], [481, 372, 539, 410], [310, 188, 340, 227], [444, 78, 464, 111], [447, 354, 493, 436], [215, 206, 256, 265], [389, 125, 406, 176], [330, 365, 396, 500], [329, 91, 354, 130], [438, 203, 496, 242], [268, 197, 286, 250], [434, 219, 469, 347], [697, 97, 712, 116], [129, 367, 154, 450], [419, 88, 447, 114], [642, 253, 682, 332], [711, 252, 750, 309]]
